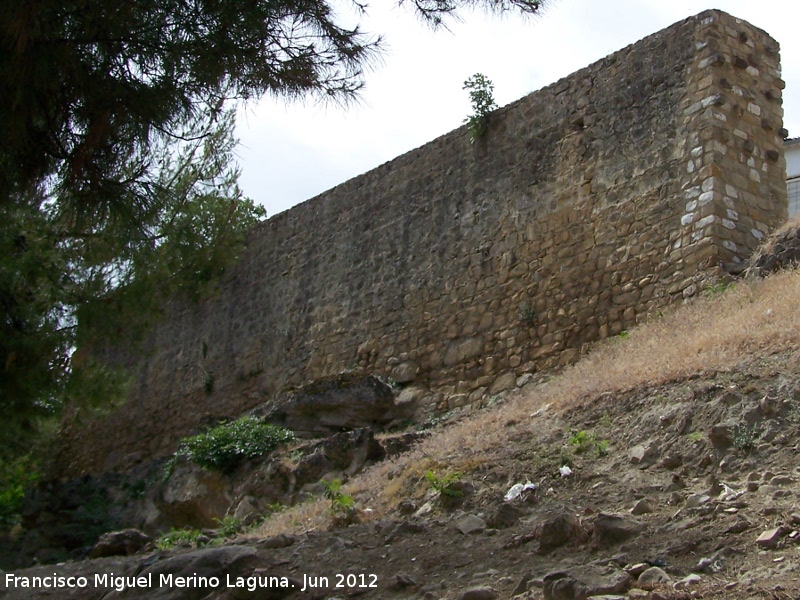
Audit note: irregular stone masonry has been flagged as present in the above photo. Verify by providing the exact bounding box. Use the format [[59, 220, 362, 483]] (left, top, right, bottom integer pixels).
[[60, 10, 787, 475]]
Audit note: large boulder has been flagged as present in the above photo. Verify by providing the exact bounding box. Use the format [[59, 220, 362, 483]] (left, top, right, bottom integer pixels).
[[116, 545, 277, 599], [157, 461, 232, 529], [543, 564, 632, 600], [537, 512, 585, 554], [90, 528, 151, 558], [747, 222, 800, 277], [257, 374, 404, 437], [591, 513, 645, 547], [290, 428, 386, 492]]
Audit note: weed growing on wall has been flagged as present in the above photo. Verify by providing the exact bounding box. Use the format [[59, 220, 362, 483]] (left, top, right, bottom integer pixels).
[[463, 73, 497, 143], [175, 416, 295, 473], [703, 281, 733, 297], [519, 301, 537, 326]]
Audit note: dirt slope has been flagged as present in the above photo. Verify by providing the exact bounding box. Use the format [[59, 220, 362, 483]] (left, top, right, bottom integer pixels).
[[5, 349, 800, 600]]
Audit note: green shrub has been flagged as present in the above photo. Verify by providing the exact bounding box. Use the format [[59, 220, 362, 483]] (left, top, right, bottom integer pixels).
[[122, 478, 148, 499], [703, 281, 733, 297], [202, 371, 215, 394], [214, 515, 243, 538], [568, 430, 591, 453], [156, 528, 201, 550], [176, 416, 295, 472], [568, 430, 609, 458], [322, 479, 358, 527], [425, 470, 463, 498], [257, 502, 287, 524], [732, 422, 759, 452], [0, 455, 39, 527], [688, 431, 704, 443], [322, 479, 355, 514]]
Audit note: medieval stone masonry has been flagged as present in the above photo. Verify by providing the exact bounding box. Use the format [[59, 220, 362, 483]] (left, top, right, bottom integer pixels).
[[61, 10, 787, 474]]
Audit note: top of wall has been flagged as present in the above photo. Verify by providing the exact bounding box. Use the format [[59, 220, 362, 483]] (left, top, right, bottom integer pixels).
[[255, 9, 773, 235]]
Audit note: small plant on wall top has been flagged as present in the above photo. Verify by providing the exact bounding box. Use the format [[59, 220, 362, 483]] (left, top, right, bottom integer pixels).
[[463, 73, 497, 143]]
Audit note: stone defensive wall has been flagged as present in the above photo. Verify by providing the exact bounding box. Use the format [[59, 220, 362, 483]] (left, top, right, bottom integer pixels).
[[61, 10, 787, 474]]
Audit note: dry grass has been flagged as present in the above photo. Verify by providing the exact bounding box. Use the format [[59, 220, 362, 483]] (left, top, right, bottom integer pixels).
[[552, 267, 800, 409], [252, 266, 800, 539], [254, 496, 331, 538]]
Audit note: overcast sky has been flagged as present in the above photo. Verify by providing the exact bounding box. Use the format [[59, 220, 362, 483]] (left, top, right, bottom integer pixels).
[[235, 0, 800, 217]]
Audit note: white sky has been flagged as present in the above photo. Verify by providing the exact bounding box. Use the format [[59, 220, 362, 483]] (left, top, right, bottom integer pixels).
[[235, 0, 800, 216]]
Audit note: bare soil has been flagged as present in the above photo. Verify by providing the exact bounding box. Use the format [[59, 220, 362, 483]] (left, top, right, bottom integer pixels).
[[6, 350, 800, 600]]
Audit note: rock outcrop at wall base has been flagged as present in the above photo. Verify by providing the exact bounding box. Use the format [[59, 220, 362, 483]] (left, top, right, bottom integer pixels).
[[157, 428, 390, 531], [8, 427, 422, 568], [89, 529, 152, 559], [61, 9, 788, 476], [9, 357, 800, 598], [747, 219, 800, 277], [18, 475, 123, 566], [252, 374, 413, 437]]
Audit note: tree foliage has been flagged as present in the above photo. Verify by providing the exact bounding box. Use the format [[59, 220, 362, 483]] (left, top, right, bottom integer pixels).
[[0, 0, 546, 458], [0, 111, 265, 454]]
